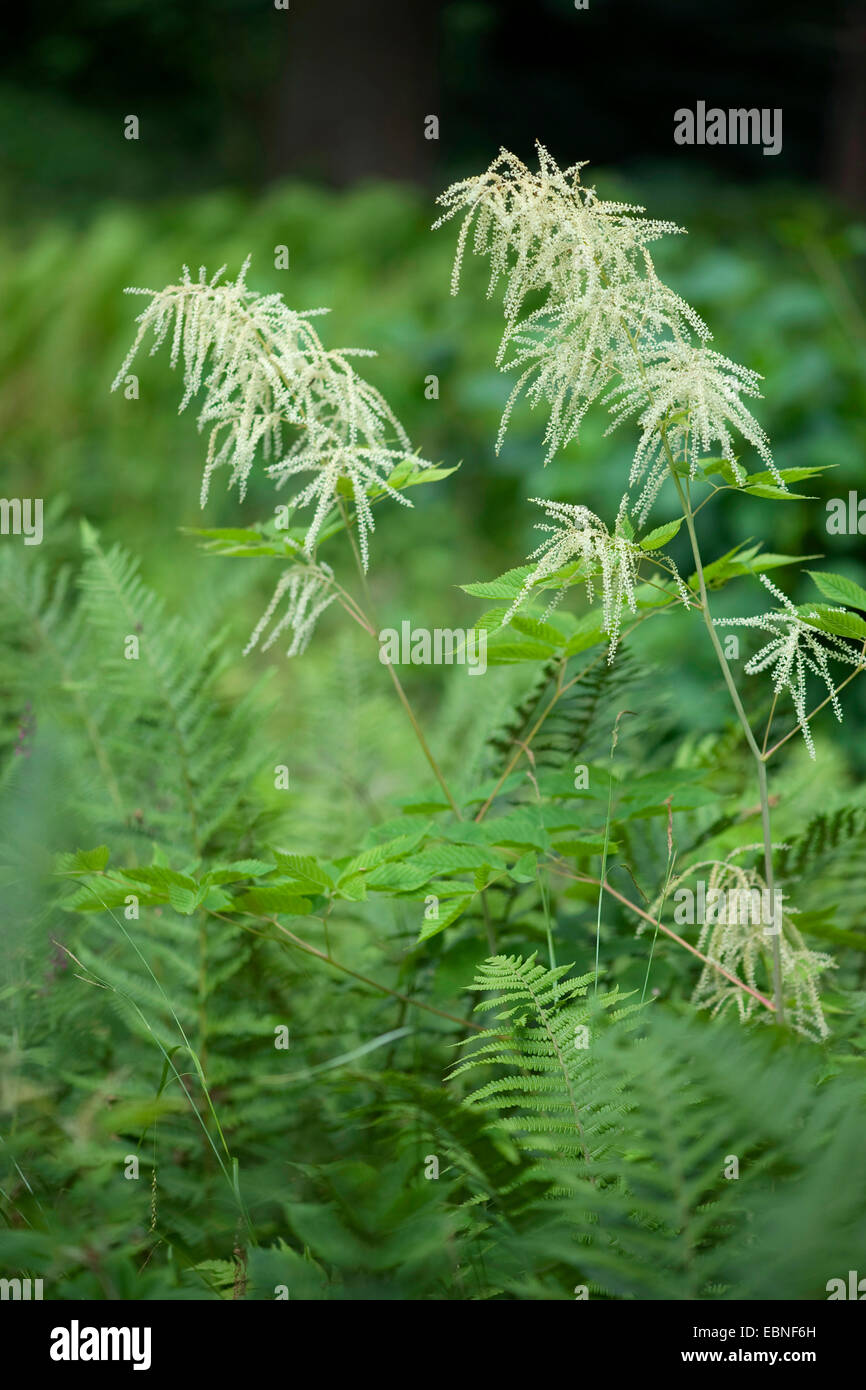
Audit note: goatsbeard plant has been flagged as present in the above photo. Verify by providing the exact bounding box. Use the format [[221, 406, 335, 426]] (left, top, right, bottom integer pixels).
[[110, 145, 866, 1035], [433, 143, 865, 1027]]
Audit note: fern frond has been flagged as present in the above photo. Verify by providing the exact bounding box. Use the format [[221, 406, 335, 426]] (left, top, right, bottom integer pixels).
[[452, 954, 639, 1166]]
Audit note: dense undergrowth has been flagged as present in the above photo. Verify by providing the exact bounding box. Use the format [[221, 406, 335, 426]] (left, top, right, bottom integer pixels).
[[1, 156, 866, 1300]]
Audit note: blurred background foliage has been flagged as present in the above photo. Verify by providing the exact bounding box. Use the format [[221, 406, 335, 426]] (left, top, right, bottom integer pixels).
[[3, 0, 865, 751], [2, 0, 866, 1299], [3, 167, 865, 760]]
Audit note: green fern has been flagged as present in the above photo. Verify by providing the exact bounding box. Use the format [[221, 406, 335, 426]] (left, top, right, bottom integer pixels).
[[448, 956, 866, 1299], [483, 650, 649, 783], [450, 955, 639, 1167]]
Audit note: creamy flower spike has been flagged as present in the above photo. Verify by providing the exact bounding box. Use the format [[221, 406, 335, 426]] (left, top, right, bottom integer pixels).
[[435, 143, 783, 523], [243, 562, 337, 659], [112, 259, 430, 570], [505, 498, 689, 662], [503, 500, 638, 660], [714, 572, 862, 759], [649, 851, 834, 1041]]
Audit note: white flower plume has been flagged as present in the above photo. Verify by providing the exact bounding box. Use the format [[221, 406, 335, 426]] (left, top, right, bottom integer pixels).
[[243, 562, 338, 659], [434, 143, 683, 318], [604, 342, 775, 523], [112, 259, 430, 569], [649, 853, 834, 1041], [504, 499, 642, 661], [714, 572, 862, 758], [435, 143, 782, 520]]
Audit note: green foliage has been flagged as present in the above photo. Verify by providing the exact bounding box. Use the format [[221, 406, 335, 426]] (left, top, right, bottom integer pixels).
[[450, 955, 638, 1163], [450, 958, 866, 1299], [2, 167, 866, 1302]]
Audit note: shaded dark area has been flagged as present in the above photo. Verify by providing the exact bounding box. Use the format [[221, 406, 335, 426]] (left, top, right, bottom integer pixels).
[[1, 0, 863, 211]]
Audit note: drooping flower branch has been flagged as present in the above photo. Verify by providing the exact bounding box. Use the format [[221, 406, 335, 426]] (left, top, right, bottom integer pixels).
[[112, 258, 430, 569], [434, 142, 782, 521], [714, 573, 862, 759]]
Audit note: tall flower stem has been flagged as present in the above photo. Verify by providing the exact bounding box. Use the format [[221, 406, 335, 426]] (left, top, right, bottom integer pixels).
[[336, 496, 462, 819], [670, 470, 785, 1024], [615, 310, 785, 1023]]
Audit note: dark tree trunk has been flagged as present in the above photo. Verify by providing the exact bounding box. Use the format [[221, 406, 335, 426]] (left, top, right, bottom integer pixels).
[[826, 0, 866, 206], [265, 0, 441, 186]]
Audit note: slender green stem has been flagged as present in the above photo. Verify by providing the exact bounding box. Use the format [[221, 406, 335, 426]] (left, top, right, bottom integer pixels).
[[763, 653, 866, 761], [197, 917, 208, 1071], [594, 747, 616, 993], [761, 689, 780, 756], [612, 306, 785, 1019], [549, 861, 776, 1014], [670, 472, 785, 1023], [334, 496, 462, 818], [55, 933, 252, 1236], [382, 662, 462, 817], [594, 710, 634, 994], [642, 847, 677, 1004]]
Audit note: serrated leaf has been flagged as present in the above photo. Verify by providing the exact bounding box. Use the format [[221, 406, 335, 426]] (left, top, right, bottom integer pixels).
[[473, 606, 510, 633], [335, 874, 367, 901], [743, 551, 819, 574], [461, 567, 534, 599], [272, 853, 334, 892], [508, 614, 569, 646], [201, 886, 235, 911], [485, 639, 558, 664], [699, 457, 740, 485], [509, 852, 538, 883], [339, 824, 434, 879], [70, 884, 160, 912], [118, 866, 197, 892], [383, 458, 415, 489], [167, 883, 199, 916], [186, 527, 267, 544], [187, 527, 295, 558], [564, 613, 606, 655], [807, 571, 866, 612], [364, 862, 432, 892], [60, 845, 110, 875], [417, 893, 476, 943], [234, 886, 313, 915], [640, 519, 683, 550], [386, 462, 459, 491], [750, 466, 833, 485], [797, 604, 866, 641], [744, 484, 813, 501], [409, 844, 505, 876], [204, 860, 275, 885], [695, 545, 819, 591], [478, 809, 549, 851]]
